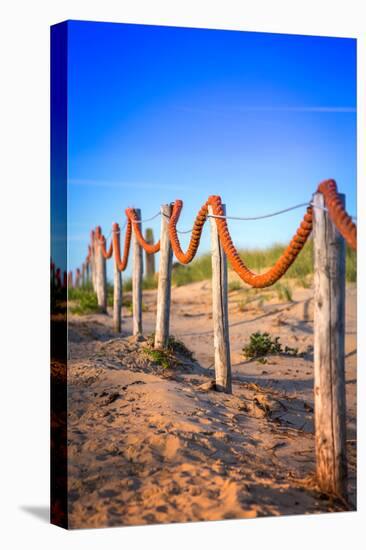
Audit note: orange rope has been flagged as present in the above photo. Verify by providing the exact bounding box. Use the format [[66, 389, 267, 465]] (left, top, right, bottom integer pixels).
[[112, 221, 132, 272], [94, 226, 113, 259], [169, 200, 209, 263], [99, 235, 114, 259], [126, 208, 160, 254], [83, 179, 355, 289], [168, 197, 312, 287], [208, 195, 313, 288], [317, 179, 356, 250]]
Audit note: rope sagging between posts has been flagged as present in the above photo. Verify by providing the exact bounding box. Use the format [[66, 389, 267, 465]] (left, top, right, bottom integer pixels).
[[68, 178, 356, 289]]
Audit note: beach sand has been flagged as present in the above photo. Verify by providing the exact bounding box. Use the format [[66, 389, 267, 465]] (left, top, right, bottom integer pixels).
[[67, 281, 356, 528]]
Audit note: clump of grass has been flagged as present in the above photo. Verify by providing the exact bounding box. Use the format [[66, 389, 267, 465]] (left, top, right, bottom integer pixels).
[[143, 334, 194, 369], [143, 348, 172, 369], [69, 287, 100, 315], [242, 331, 301, 363], [147, 334, 194, 359]]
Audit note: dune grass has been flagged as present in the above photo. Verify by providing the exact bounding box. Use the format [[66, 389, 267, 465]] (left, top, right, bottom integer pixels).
[[68, 284, 100, 314], [169, 239, 356, 288], [69, 238, 356, 314]]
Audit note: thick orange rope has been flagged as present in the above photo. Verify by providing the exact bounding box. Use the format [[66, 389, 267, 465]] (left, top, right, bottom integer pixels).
[[208, 195, 313, 288], [169, 197, 313, 287], [80, 180, 355, 289], [317, 179, 356, 250], [112, 221, 132, 272], [169, 200, 209, 263], [125, 208, 160, 254]]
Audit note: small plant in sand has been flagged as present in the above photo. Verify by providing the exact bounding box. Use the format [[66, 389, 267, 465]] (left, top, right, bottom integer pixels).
[[143, 334, 194, 368], [242, 331, 301, 363], [143, 347, 173, 369]]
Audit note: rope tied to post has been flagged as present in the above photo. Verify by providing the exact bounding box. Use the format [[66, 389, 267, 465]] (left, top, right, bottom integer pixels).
[[71, 178, 356, 288], [317, 179, 356, 250], [168, 196, 313, 287]]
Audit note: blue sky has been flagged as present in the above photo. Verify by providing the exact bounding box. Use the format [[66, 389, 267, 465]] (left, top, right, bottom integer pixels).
[[66, 21, 356, 278]]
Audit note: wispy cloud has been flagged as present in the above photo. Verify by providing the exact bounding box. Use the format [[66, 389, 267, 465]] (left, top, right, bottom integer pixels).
[[69, 178, 191, 191]]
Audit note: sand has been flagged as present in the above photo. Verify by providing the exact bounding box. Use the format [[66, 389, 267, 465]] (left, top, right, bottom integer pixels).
[[67, 281, 356, 528]]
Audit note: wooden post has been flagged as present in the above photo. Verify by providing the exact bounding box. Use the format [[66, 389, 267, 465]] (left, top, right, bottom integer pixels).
[[313, 191, 347, 498], [208, 204, 232, 393], [145, 228, 156, 278], [132, 209, 143, 338], [113, 225, 122, 333], [155, 205, 173, 348], [95, 237, 107, 313]]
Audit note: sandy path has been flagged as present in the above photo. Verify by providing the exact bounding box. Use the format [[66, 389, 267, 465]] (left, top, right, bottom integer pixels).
[[67, 282, 356, 528]]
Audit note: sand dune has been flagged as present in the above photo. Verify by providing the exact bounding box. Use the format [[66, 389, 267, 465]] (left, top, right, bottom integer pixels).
[[67, 281, 356, 528]]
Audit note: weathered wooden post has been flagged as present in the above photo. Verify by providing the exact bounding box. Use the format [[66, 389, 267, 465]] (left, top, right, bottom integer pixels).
[[113, 223, 122, 333], [155, 205, 173, 348], [95, 228, 107, 313], [132, 209, 143, 338], [145, 228, 156, 278], [208, 204, 232, 393], [313, 191, 347, 498]]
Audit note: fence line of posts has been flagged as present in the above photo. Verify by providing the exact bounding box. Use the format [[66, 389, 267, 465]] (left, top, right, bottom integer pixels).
[[57, 180, 356, 502]]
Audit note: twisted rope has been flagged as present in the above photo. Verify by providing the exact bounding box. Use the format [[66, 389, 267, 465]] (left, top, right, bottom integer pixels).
[[317, 179, 357, 250], [73, 179, 356, 289], [112, 220, 133, 272], [207, 195, 313, 288], [126, 207, 160, 254], [168, 200, 209, 263]]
